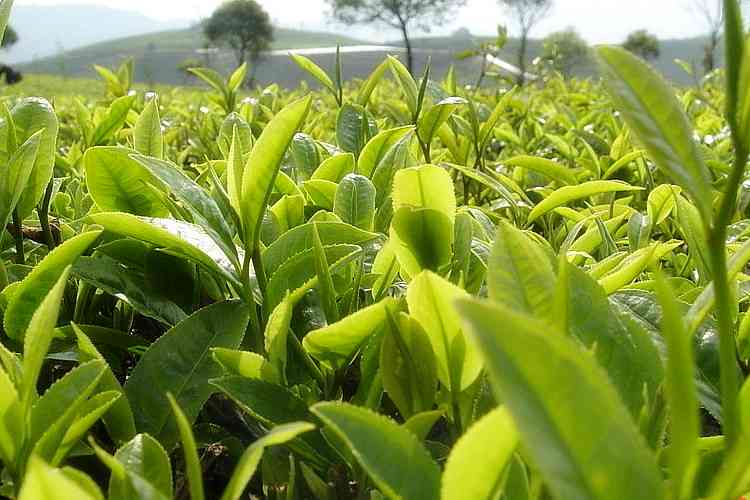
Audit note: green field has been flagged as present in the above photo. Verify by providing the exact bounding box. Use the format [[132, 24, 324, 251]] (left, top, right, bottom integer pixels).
[[4, 0, 750, 498]]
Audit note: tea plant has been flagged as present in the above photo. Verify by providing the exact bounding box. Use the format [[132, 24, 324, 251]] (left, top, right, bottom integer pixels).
[[3, 0, 750, 497]]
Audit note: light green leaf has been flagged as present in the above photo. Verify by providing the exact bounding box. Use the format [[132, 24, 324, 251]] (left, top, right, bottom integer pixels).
[[357, 59, 389, 106], [211, 348, 280, 384], [262, 221, 378, 279], [303, 179, 337, 210], [5, 231, 101, 341], [391, 201, 454, 277], [221, 422, 315, 500], [655, 275, 699, 500], [442, 407, 518, 500], [407, 271, 482, 392], [457, 298, 665, 500], [188, 67, 227, 94], [388, 56, 418, 116], [647, 184, 681, 225], [356, 126, 413, 178], [380, 310, 437, 419], [168, 395, 205, 500], [334, 173, 376, 231], [303, 298, 394, 367], [0, 130, 41, 230], [52, 391, 121, 465], [265, 294, 295, 381], [86, 212, 239, 285], [110, 434, 172, 500], [7, 97, 59, 218], [312, 153, 355, 182], [226, 128, 244, 217], [30, 360, 106, 455], [84, 147, 168, 217], [393, 165, 456, 222], [504, 155, 577, 185], [131, 153, 239, 269], [0, 0, 13, 45], [291, 54, 336, 96], [311, 402, 441, 500], [134, 97, 162, 158], [19, 456, 100, 500], [417, 97, 466, 146], [73, 324, 136, 445], [490, 221, 555, 315], [598, 241, 680, 294], [20, 269, 71, 407], [528, 180, 642, 223], [0, 365, 22, 468], [91, 94, 136, 146], [228, 63, 248, 92], [597, 46, 713, 222], [241, 97, 311, 249]]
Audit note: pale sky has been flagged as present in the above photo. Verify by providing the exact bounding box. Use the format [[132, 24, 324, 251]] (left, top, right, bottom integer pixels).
[[14, 0, 723, 43]]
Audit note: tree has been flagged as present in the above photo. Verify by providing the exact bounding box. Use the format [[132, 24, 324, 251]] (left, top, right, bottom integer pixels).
[[1, 26, 22, 85], [623, 30, 660, 61], [326, 0, 467, 74], [689, 0, 723, 74], [204, 0, 274, 68], [541, 28, 589, 78], [1, 25, 17, 49], [499, 0, 552, 85]]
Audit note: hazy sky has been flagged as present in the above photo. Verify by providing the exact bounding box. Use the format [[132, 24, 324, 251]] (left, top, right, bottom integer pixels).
[[15, 0, 722, 43]]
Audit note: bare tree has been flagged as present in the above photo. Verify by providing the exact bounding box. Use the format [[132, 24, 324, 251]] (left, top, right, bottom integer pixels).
[[326, 0, 467, 74], [499, 0, 552, 85], [690, 0, 724, 74]]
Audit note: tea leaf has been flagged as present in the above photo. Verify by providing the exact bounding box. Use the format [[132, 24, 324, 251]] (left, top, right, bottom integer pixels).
[[125, 301, 249, 448], [311, 402, 441, 500], [597, 46, 712, 221], [457, 298, 665, 500], [442, 407, 518, 500]]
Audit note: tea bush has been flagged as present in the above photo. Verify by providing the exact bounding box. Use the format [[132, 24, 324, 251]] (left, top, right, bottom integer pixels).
[[3, 0, 750, 498]]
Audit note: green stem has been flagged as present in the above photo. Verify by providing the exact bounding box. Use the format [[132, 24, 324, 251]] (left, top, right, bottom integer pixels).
[[419, 139, 431, 164], [241, 250, 264, 354], [711, 130, 748, 448], [288, 330, 326, 389], [451, 390, 463, 441], [12, 209, 24, 265], [38, 181, 56, 250], [251, 244, 267, 314]]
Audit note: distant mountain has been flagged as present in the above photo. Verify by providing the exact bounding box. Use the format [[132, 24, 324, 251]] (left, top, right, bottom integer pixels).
[[17, 20, 717, 88], [19, 25, 375, 87], [388, 32, 720, 84], [2, 4, 188, 63]]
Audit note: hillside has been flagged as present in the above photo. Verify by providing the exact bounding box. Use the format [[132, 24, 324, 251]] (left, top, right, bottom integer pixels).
[[2, 4, 186, 64], [393, 34, 718, 83], [19, 25, 377, 87], [17, 24, 717, 89]]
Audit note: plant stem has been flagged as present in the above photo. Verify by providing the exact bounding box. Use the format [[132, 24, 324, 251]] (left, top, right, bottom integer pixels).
[[252, 244, 267, 310], [12, 209, 24, 265], [419, 139, 431, 164], [710, 130, 748, 448], [241, 249, 264, 354], [38, 181, 56, 250], [287, 330, 326, 389]]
